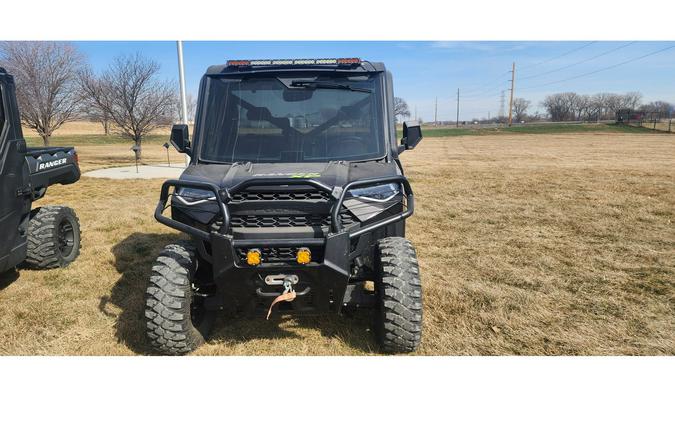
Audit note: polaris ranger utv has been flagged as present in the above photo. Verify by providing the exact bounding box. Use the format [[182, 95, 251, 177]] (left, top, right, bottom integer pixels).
[[150, 58, 423, 354], [0, 67, 81, 274]]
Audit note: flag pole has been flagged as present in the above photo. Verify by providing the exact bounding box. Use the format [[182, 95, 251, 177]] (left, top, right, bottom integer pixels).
[[176, 41, 190, 166]]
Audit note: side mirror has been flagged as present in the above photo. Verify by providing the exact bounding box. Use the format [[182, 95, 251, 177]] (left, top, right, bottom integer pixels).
[[170, 124, 190, 153], [399, 121, 423, 153]]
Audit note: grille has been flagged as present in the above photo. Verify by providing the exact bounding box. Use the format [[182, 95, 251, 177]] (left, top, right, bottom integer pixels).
[[231, 214, 328, 228], [229, 210, 355, 229], [230, 190, 330, 203]]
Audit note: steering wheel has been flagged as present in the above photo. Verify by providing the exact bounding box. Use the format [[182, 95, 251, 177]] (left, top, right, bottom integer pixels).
[[340, 135, 365, 143], [330, 135, 367, 156]]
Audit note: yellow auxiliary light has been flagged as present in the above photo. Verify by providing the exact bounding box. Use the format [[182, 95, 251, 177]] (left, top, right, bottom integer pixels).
[[246, 249, 262, 266], [296, 247, 311, 265]]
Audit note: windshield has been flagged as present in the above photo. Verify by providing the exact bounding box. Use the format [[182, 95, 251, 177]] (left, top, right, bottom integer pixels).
[[197, 73, 385, 163]]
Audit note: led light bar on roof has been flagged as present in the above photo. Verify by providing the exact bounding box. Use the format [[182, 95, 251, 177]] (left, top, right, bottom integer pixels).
[[226, 58, 361, 67]]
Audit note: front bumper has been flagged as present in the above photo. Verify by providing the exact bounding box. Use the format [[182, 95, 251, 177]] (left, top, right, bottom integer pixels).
[[204, 230, 352, 313]]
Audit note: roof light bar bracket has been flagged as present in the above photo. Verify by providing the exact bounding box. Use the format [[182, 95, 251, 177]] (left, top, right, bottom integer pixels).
[[226, 58, 361, 68]]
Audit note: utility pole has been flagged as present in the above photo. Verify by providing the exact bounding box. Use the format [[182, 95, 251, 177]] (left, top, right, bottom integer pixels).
[[508, 62, 516, 126], [176, 41, 190, 166], [456, 88, 460, 127], [434, 97, 438, 126]]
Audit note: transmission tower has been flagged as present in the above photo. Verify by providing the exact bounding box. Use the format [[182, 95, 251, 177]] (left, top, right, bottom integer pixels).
[[499, 90, 506, 122]]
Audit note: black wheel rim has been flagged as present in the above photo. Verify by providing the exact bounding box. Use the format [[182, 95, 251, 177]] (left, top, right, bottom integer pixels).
[[58, 219, 75, 257]]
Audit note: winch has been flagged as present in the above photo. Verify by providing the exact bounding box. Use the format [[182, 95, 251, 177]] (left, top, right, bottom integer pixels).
[[265, 275, 298, 319]]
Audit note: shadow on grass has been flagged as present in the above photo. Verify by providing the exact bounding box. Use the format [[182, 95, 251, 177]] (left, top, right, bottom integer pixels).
[[103, 232, 376, 355], [0, 269, 20, 291]]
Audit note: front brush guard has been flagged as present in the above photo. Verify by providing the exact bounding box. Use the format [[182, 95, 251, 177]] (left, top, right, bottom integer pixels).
[[154, 175, 414, 243]]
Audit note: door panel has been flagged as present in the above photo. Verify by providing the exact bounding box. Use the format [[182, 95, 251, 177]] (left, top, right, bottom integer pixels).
[[0, 78, 30, 272]]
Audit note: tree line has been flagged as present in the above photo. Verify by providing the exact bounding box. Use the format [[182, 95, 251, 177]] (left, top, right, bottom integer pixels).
[[536, 93, 673, 122], [0, 41, 183, 159]]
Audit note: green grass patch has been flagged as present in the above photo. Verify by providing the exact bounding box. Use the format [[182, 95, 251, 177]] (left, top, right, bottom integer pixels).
[[397, 123, 664, 138]]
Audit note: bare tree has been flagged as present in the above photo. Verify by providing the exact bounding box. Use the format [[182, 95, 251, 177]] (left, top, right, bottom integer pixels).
[[97, 54, 176, 160], [639, 101, 673, 117], [542, 91, 645, 122], [620, 92, 643, 110], [511, 98, 530, 122], [0, 41, 85, 146], [598, 92, 644, 118], [603, 93, 623, 117], [393, 97, 411, 122], [174, 92, 198, 123], [591, 93, 612, 120], [78, 67, 114, 135], [542, 93, 574, 121], [186, 93, 197, 122], [571, 94, 593, 121]]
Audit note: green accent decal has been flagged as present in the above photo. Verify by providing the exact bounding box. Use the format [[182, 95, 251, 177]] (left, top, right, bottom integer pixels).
[[290, 173, 321, 178]]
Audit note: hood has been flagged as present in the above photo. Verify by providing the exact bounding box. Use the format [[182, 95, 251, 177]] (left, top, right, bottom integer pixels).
[[179, 160, 399, 191]]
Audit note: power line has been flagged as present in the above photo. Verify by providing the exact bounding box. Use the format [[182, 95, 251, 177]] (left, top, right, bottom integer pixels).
[[461, 41, 568, 94], [518, 41, 597, 71], [519, 42, 636, 81], [519, 44, 675, 91]]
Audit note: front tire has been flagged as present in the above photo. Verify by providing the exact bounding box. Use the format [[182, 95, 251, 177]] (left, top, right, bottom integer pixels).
[[145, 241, 213, 355], [25, 206, 81, 269], [375, 237, 423, 353]]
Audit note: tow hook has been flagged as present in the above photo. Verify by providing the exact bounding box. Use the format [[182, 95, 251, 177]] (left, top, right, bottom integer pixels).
[[266, 277, 297, 320]]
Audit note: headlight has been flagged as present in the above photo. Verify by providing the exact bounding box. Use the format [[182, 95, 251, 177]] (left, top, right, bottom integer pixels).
[[174, 187, 216, 205], [347, 183, 401, 202], [344, 183, 403, 223]]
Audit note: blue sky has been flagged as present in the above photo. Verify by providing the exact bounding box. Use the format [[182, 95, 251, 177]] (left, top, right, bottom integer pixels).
[[75, 41, 675, 121]]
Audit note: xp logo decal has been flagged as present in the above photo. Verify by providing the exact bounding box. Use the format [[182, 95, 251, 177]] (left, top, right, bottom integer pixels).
[[37, 158, 67, 171]]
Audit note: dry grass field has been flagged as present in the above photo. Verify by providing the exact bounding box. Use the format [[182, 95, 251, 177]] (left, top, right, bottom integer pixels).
[[1, 131, 673, 355], [22, 120, 174, 137]]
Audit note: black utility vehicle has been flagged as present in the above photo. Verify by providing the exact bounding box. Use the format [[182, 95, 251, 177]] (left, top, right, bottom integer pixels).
[[0, 67, 81, 274], [151, 58, 423, 354]]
